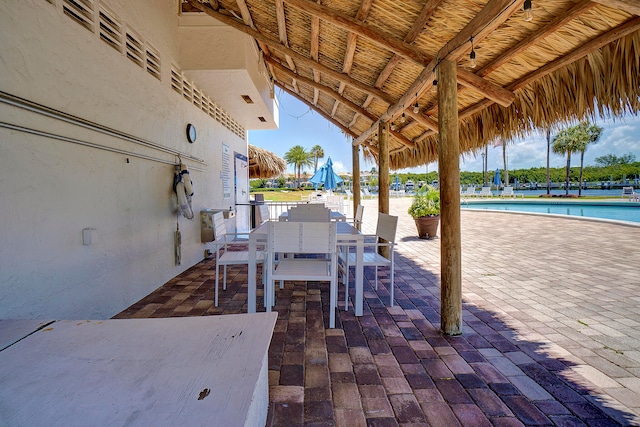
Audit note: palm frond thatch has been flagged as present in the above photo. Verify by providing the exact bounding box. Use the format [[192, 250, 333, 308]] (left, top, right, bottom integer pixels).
[[248, 144, 286, 179]]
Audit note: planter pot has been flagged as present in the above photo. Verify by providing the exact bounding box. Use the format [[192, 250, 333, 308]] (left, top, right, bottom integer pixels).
[[414, 215, 440, 239]]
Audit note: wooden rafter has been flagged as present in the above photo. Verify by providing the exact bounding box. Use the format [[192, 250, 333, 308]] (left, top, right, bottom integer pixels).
[[353, 0, 522, 146], [459, 16, 640, 119], [268, 57, 416, 148], [283, 0, 431, 65], [423, 0, 595, 117], [310, 9, 320, 105], [361, 0, 442, 110]]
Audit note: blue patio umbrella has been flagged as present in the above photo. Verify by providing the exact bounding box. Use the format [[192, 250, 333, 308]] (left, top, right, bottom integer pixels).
[[309, 157, 343, 190], [493, 168, 502, 188]]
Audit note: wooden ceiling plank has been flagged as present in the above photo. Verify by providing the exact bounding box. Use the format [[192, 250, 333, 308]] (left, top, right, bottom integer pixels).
[[404, 0, 444, 43], [275, 0, 289, 46], [591, 0, 640, 16]]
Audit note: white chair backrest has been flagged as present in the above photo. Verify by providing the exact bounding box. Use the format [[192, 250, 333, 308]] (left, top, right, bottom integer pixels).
[[502, 186, 514, 194], [481, 186, 491, 193], [269, 221, 337, 254], [213, 212, 227, 242], [257, 203, 270, 223], [289, 204, 331, 222], [354, 205, 364, 225], [622, 186, 634, 195], [375, 213, 398, 243]]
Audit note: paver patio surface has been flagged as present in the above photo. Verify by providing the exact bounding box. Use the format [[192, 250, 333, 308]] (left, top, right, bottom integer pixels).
[[116, 198, 640, 426]]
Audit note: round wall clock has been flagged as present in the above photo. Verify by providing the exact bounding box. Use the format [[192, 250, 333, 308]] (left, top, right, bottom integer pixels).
[[186, 123, 196, 143]]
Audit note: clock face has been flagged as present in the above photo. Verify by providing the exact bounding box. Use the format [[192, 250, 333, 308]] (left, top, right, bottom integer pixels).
[[186, 124, 196, 143]]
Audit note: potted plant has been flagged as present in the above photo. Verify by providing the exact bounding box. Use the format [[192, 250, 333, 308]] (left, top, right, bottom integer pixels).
[[408, 185, 440, 239]]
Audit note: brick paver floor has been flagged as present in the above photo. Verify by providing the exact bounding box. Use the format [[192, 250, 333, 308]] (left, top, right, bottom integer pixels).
[[116, 198, 640, 426]]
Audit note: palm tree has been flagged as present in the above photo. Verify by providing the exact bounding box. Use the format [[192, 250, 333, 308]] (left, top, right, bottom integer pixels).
[[576, 122, 603, 195], [552, 121, 603, 196], [284, 145, 312, 187], [310, 145, 324, 172]]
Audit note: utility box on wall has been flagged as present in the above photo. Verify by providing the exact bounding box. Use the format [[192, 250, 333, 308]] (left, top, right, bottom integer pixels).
[[200, 209, 236, 242]]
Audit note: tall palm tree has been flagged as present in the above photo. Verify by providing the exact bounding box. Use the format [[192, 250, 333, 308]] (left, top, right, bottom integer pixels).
[[310, 145, 324, 172], [284, 145, 312, 187], [552, 121, 603, 196], [576, 122, 603, 195]]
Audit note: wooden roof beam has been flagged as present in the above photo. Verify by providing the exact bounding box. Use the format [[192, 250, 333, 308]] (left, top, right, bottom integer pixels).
[[186, 0, 509, 141], [283, 0, 432, 65], [280, 85, 381, 155], [353, 0, 522, 146], [591, 0, 640, 16], [268, 58, 415, 148], [310, 10, 320, 105], [424, 0, 596, 117], [362, 0, 443, 109], [460, 17, 640, 123]]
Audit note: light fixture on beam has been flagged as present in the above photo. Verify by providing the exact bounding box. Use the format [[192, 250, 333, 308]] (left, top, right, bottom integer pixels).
[[469, 37, 477, 69], [401, 105, 406, 123], [413, 93, 420, 114], [523, 0, 533, 21]]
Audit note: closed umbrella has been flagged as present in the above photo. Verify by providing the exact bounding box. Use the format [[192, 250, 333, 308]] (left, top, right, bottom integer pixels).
[[493, 169, 502, 189], [309, 157, 343, 190]]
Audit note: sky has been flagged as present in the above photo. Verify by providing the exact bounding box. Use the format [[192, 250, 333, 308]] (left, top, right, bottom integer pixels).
[[248, 88, 640, 176]]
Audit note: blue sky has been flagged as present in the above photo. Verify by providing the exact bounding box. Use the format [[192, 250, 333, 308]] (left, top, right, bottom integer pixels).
[[249, 89, 640, 175]]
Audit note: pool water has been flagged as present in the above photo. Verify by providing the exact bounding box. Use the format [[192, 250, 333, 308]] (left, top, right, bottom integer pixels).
[[462, 201, 640, 224]]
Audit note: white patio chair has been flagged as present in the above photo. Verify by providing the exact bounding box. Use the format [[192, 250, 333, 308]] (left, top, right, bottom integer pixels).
[[500, 186, 523, 198], [461, 186, 477, 197], [212, 212, 265, 307], [478, 186, 493, 198], [339, 212, 398, 307], [288, 204, 331, 222], [266, 221, 339, 327], [621, 186, 637, 200], [347, 204, 364, 231]]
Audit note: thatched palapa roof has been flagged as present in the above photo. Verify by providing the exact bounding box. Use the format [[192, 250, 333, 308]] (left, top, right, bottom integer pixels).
[[185, 0, 640, 169], [248, 144, 287, 178]]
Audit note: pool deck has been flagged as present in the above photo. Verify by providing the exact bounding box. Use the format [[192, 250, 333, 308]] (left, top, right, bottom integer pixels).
[[117, 198, 640, 426]]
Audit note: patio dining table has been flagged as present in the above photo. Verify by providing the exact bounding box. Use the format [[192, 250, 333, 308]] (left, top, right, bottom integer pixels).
[[247, 220, 364, 317]]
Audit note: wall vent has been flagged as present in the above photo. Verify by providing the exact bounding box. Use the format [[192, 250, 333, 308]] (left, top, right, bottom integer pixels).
[[98, 6, 122, 53], [170, 67, 182, 94], [258, 116, 266, 122], [241, 95, 254, 104], [192, 88, 202, 108], [145, 44, 161, 80], [63, 0, 94, 32], [125, 29, 144, 68], [182, 79, 193, 102]]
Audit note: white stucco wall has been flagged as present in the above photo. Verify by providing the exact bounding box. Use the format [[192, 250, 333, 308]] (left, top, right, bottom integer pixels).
[[0, 0, 247, 319]]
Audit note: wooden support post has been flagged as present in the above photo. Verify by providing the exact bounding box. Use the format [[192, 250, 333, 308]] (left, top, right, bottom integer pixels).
[[438, 59, 462, 336], [378, 121, 390, 258], [352, 143, 361, 226]]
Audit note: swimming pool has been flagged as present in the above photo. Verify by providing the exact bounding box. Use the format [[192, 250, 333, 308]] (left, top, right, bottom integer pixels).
[[461, 200, 640, 224]]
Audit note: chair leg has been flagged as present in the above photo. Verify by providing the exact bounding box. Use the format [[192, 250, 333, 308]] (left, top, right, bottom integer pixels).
[[214, 263, 219, 307], [375, 266, 379, 290], [223, 266, 227, 290], [329, 278, 336, 328], [389, 262, 394, 307]]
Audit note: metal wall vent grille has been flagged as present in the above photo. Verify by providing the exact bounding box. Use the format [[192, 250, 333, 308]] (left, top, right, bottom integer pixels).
[[98, 6, 122, 53], [63, 0, 94, 32]]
